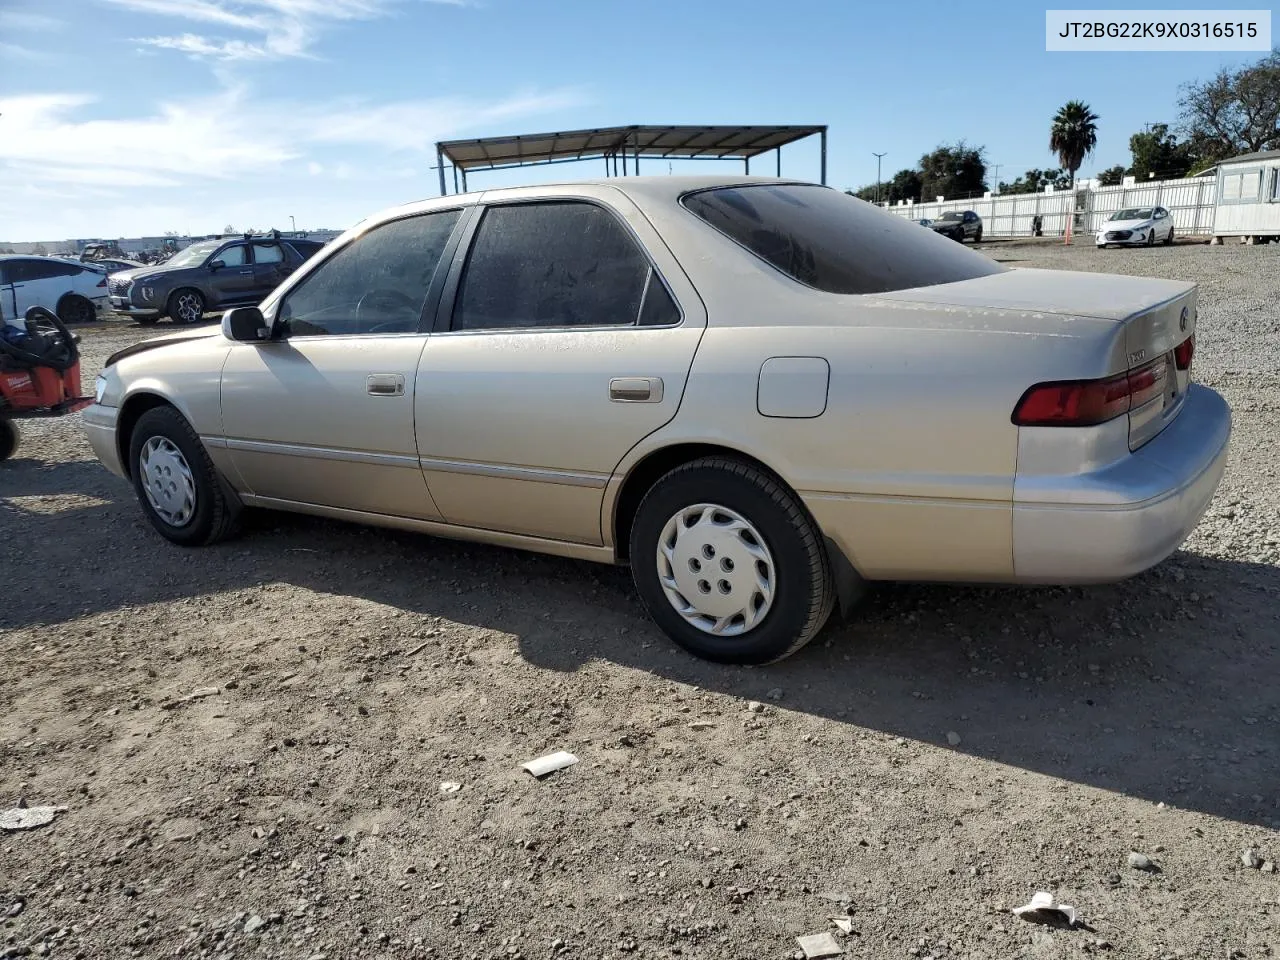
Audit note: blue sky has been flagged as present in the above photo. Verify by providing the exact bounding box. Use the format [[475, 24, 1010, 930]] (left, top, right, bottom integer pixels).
[[0, 0, 1271, 240]]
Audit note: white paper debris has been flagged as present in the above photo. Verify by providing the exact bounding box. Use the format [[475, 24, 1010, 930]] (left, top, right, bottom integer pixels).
[[1012, 891, 1078, 927], [520, 751, 578, 778], [0, 806, 67, 831], [439, 781, 462, 794], [796, 931, 843, 958], [829, 916, 854, 934]]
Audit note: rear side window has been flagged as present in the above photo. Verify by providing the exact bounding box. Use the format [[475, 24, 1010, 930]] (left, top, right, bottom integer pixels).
[[681, 184, 1005, 295], [452, 201, 676, 331]]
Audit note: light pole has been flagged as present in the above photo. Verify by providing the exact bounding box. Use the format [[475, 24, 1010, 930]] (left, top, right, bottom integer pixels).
[[289, 215, 296, 234], [873, 152, 887, 205]]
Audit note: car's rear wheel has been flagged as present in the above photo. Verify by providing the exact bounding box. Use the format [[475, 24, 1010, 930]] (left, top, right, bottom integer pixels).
[[629, 457, 833, 664], [973, 227, 983, 243], [56, 294, 95, 325], [1164, 225, 1175, 245], [0, 418, 19, 462], [167, 289, 205, 325], [128, 405, 239, 546]]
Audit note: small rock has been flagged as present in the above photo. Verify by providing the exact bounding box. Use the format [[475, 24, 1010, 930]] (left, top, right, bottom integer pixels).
[[766, 688, 784, 700], [746, 701, 765, 713], [733, 818, 748, 831], [946, 731, 962, 747], [439, 781, 462, 795], [357, 705, 370, 716], [1242, 848, 1263, 869], [1262, 861, 1276, 874], [1127, 852, 1155, 871], [5, 898, 23, 918], [243, 914, 267, 935]]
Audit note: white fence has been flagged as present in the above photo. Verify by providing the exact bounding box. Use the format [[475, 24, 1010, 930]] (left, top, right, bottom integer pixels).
[[884, 175, 1219, 237]]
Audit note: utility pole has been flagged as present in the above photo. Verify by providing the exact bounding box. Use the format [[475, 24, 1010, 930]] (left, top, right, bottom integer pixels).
[[289, 215, 296, 234], [991, 164, 1001, 193], [873, 152, 887, 205]]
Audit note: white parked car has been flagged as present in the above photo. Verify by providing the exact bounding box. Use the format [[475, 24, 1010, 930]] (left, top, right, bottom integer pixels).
[[0, 256, 109, 326], [1096, 206, 1176, 248]]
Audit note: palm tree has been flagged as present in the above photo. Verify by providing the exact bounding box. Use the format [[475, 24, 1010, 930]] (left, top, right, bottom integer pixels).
[[1049, 101, 1099, 187]]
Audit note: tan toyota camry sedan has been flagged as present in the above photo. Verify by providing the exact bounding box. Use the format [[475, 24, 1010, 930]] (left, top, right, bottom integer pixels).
[[84, 177, 1231, 663]]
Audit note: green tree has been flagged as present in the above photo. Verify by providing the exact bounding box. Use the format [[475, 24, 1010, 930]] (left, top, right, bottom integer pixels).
[[1178, 49, 1280, 163], [223, 224, 236, 234], [998, 168, 1071, 194], [1128, 123, 1196, 180], [918, 142, 987, 200], [1095, 165, 1128, 186], [848, 168, 924, 204], [1049, 100, 1100, 185]]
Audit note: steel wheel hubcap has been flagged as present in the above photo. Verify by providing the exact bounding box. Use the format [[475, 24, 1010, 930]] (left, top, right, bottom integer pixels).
[[656, 503, 776, 636], [176, 294, 200, 322], [139, 436, 196, 527]]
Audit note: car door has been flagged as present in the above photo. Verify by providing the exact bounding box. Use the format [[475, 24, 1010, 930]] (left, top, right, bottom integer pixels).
[[207, 242, 256, 306], [414, 192, 707, 545], [219, 207, 466, 519], [250, 240, 292, 299]]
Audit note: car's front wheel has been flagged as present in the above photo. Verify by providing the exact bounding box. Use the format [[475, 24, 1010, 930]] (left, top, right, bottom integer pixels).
[[629, 457, 834, 664], [973, 227, 983, 242], [1164, 226, 1175, 245], [167, 288, 205, 325], [128, 405, 239, 546], [0, 418, 19, 462]]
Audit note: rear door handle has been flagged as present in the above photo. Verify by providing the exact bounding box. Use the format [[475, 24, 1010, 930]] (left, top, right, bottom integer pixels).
[[366, 374, 405, 397], [609, 377, 664, 403]]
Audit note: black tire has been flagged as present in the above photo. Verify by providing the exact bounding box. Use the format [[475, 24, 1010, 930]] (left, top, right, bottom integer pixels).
[[0, 418, 18, 462], [167, 288, 205, 325], [56, 294, 95, 325], [973, 227, 983, 243], [128, 405, 239, 546], [1164, 226, 1174, 245], [629, 457, 834, 664], [1146, 230, 1156, 247]]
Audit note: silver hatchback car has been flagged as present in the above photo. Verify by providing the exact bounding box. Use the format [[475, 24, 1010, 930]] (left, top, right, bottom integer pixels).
[[84, 177, 1230, 663]]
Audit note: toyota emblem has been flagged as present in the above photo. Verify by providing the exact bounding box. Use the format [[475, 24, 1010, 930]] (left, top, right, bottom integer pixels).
[[1179, 306, 1189, 332]]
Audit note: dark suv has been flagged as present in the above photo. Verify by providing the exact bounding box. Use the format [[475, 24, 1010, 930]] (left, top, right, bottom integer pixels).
[[108, 233, 326, 325], [929, 210, 983, 243]]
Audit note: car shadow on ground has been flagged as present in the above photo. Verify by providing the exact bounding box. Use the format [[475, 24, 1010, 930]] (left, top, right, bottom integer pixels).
[[3, 457, 1277, 829]]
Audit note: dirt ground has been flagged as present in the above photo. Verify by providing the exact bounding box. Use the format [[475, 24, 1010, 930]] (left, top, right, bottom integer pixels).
[[2, 240, 1279, 960]]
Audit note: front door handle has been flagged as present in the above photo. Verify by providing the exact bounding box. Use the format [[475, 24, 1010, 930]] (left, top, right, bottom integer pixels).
[[366, 374, 405, 397], [609, 377, 664, 403]]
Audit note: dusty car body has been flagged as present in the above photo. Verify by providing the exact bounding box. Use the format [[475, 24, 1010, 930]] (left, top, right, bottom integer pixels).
[[83, 176, 1230, 664]]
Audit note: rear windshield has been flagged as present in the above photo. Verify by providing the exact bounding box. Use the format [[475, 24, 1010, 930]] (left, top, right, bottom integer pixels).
[[681, 184, 1005, 295]]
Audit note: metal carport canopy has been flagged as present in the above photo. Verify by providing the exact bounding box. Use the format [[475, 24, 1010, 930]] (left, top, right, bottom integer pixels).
[[434, 123, 828, 194]]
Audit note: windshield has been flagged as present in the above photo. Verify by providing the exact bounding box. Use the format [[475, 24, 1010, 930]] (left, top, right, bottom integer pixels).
[[681, 184, 1005, 295], [937, 212, 964, 221], [1110, 208, 1154, 221], [163, 241, 219, 268]]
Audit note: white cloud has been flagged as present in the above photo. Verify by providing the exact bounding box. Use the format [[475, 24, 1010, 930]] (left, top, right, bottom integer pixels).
[[0, 10, 63, 31], [0, 84, 585, 238], [104, 0, 467, 61]]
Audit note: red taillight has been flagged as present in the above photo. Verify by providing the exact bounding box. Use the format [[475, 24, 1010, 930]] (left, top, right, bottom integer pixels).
[[1012, 359, 1166, 427], [1174, 334, 1194, 370]]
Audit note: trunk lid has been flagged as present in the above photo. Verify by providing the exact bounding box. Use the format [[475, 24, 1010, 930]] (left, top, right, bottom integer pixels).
[[877, 267, 1198, 450]]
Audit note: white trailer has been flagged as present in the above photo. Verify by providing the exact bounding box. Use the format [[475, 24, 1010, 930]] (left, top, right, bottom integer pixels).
[[1211, 149, 1280, 244]]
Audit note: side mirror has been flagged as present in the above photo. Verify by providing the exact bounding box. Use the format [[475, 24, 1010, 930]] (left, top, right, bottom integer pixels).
[[223, 306, 270, 342], [209, 259, 226, 271]]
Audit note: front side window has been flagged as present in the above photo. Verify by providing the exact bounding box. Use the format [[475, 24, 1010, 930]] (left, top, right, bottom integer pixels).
[[252, 242, 284, 264], [683, 184, 1005, 295], [215, 245, 247, 268], [452, 202, 668, 332], [164, 241, 219, 268], [277, 210, 461, 337]]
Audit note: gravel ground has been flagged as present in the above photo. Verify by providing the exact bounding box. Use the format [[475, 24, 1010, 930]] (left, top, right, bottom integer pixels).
[[2, 240, 1279, 960]]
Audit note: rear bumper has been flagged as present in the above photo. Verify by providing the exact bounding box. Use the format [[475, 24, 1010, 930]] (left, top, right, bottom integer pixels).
[[83, 403, 126, 479], [1011, 384, 1230, 582]]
